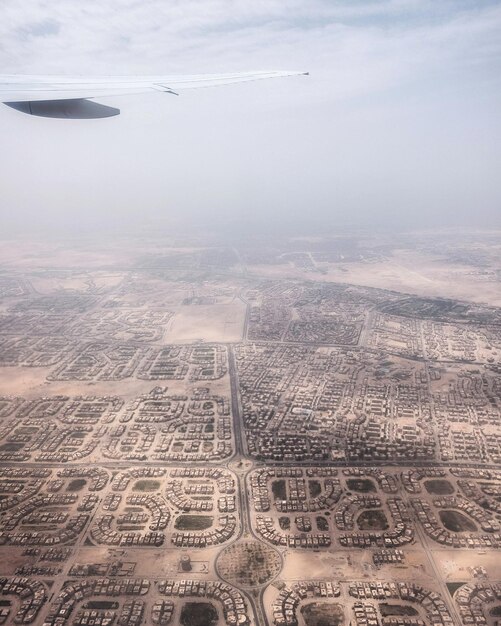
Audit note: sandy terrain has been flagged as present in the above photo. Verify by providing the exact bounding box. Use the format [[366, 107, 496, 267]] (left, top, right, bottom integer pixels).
[[432, 549, 501, 582], [29, 272, 126, 295], [246, 250, 501, 306], [164, 301, 246, 343]]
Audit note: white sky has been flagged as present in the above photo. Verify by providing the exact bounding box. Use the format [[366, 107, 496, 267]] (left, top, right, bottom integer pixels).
[[1, 0, 500, 236]]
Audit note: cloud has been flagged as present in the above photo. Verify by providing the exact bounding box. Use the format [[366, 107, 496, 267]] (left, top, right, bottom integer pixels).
[[17, 18, 60, 40], [1, 0, 501, 81], [0, 0, 500, 235]]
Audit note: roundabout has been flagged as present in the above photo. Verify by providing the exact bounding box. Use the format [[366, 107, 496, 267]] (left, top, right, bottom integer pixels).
[[216, 540, 282, 589]]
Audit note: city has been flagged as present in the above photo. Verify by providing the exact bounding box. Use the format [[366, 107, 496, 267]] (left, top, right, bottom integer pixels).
[[0, 231, 499, 625]]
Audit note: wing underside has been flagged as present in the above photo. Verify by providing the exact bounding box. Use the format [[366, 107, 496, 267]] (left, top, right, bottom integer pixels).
[[1, 70, 308, 118], [5, 99, 120, 119]]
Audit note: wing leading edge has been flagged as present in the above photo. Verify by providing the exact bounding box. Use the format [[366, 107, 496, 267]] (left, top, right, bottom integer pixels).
[[1, 70, 308, 119]]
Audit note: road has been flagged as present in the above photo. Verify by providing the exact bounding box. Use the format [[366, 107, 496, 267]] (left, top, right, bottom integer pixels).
[[216, 345, 280, 626]]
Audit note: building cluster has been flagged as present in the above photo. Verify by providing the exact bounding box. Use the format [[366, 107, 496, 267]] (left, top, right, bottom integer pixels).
[[90, 515, 165, 546], [0, 295, 228, 382], [247, 282, 368, 344], [0, 577, 46, 624], [0, 464, 242, 555], [235, 343, 445, 463], [410, 499, 501, 548], [401, 468, 447, 493], [0, 387, 234, 464], [367, 312, 501, 364], [171, 515, 236, 547], [158, 579, 249, 626], [0, 493, 88, 546], [338, 498, 413, 548], [372, 548, 406, 566], [454, 582, 501, 626], [0, 396, 121, 463], [272, 580, 454, 626], [248, 465, 501, 554], [249, 467, 341, 514], [49, 342, 147, 381], [367, 313, 422, 358], [71, 309, 172, 343], [111, 387, 233, 462], [272, 580, 340, 626], [285, 316, 362, 345], [348, 582, 453, 626], [235, 338, 501, 463], [138, 345, 227, 381], [255, 515, 331, 548], [43, 579, 150, 626], [432, 495, 499, 532]]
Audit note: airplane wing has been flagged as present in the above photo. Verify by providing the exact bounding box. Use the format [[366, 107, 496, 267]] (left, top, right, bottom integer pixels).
[[0, 70, 308, 119]]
